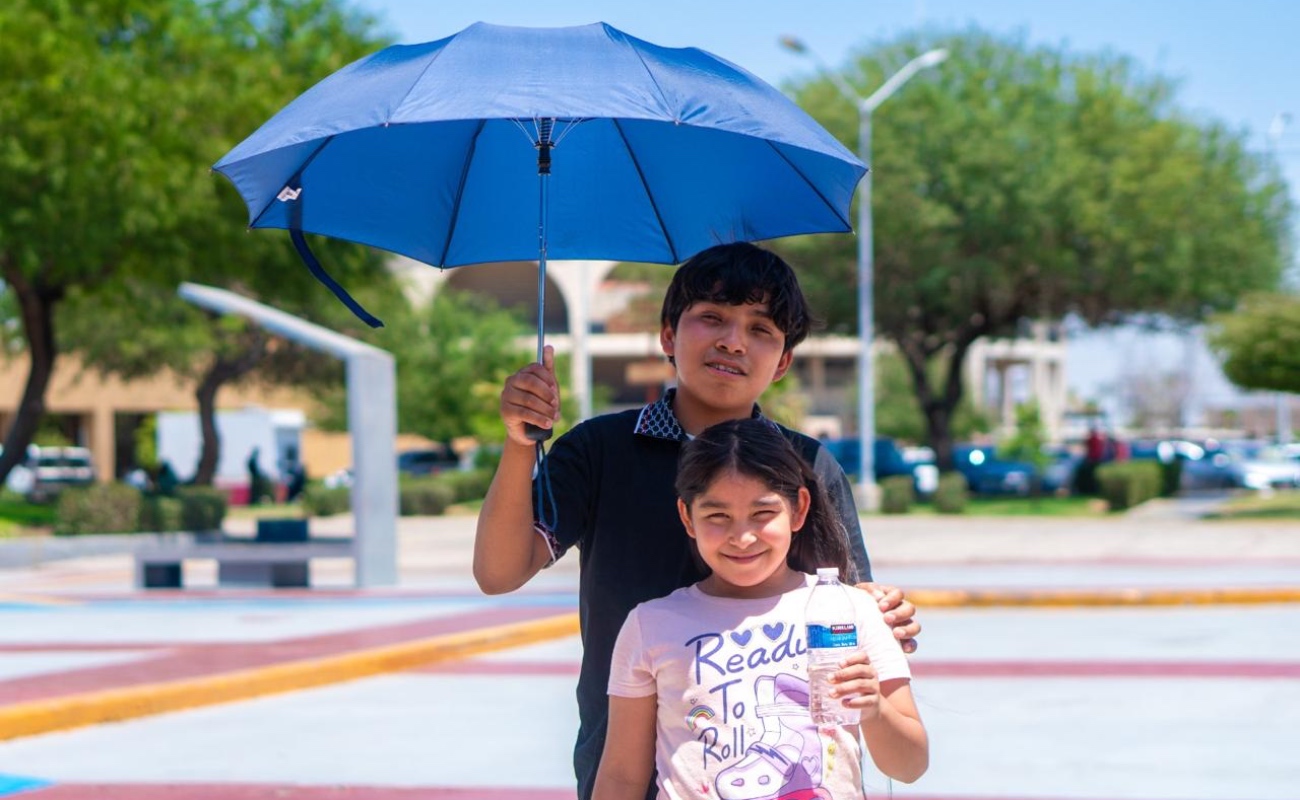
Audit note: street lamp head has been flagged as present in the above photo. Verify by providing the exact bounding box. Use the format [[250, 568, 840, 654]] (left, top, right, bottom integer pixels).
[[1268, 111, 1292, 142], [917, 48, 950, 69], [778, 35, 808, 55]]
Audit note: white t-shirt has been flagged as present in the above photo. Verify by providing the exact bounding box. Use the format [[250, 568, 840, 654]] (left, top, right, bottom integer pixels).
[[608, 573, 911, 800]]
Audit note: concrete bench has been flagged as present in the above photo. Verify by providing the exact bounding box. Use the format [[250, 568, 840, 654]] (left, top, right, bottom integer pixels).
[[134, 520, 354, 589]]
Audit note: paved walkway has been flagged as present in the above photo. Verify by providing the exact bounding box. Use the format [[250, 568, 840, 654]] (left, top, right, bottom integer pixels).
[[0, 511, 1296, 799]]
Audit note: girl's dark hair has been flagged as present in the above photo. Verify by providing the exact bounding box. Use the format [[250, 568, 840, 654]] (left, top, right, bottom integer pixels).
[[660, 242, 814, 351], [675, 418, 850, 578]]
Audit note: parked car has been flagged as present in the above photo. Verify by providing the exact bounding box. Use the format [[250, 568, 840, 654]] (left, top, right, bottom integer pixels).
[[952, 444, 1037, 496], [1039, 445, 1083, 495], [3, 445, 96, 502], [823, 437, 938, 496], [1126, 438, 1236, 491], [1221, 441, 1300, 490], [397, 446, 460, 477]]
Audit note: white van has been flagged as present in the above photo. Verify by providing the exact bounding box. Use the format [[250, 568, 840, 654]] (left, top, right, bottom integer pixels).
[[4, 445, 96, 502]]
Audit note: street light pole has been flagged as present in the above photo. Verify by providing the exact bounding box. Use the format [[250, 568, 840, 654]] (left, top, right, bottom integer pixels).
[[781, 38, 948, 509], [1268, 112, 1293, 444]]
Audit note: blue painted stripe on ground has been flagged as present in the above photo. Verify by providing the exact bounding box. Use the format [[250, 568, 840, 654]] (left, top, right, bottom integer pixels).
[[0, 773, 51, 797]]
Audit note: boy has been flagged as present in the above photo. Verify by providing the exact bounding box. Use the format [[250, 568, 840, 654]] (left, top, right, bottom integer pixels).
[[474, 242, 919, 800]]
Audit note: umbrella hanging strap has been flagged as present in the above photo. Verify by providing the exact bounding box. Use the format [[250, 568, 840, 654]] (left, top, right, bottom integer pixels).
[[281, 174, 384, 329], [534, 441, 558, 534], [289, 230, 384, 328]]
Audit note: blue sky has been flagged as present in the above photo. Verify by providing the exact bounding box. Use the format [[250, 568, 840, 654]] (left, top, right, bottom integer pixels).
[[352, 0, 1298, 423]]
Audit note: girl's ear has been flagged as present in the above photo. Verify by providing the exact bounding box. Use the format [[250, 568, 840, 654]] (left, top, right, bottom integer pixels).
[[790, 486, 811, 533], [677, 498, 697, 539]]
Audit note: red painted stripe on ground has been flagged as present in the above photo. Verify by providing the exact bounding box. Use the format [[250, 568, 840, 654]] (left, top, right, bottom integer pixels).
[[875, 555, 1300, 568], [19, 784, 578, 799], [910, 659, 1300, 679], [411, 659, 1300, 680], [0, 606, 563, 705]]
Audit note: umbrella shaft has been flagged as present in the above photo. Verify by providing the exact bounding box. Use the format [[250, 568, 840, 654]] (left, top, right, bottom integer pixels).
[[536, 165, 549, 364]]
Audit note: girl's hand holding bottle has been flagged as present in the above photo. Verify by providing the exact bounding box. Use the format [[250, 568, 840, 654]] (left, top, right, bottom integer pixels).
[[830, 650, 882, 721]]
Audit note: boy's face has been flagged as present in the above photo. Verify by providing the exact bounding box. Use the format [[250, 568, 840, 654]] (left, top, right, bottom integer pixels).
[[660, 299, 794, 418]]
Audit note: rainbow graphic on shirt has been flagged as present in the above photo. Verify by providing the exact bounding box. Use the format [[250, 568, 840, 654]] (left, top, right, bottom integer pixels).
[[686, 705, 715, 731]]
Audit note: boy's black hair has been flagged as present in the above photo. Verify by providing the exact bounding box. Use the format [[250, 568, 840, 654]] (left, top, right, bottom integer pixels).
[[675, 418, 850, 579], [660, 242, 814, 351]]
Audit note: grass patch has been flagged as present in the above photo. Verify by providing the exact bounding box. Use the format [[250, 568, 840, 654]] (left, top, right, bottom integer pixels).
[[445, 499, 484, 516], [0, 494, 57, 529], [900, 495, 1105, 517], [225, 502, 306, 521], [1203, 490, 1300, 521]]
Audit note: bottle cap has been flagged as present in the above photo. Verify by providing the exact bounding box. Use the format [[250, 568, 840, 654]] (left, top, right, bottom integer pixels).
[[816, 567, 840, 579]]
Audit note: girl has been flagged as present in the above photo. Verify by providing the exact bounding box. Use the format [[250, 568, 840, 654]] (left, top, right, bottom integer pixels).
[[593, 418, 928, 800]]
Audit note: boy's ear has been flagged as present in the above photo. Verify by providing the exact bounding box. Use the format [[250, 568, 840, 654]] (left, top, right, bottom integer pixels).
[[771, 349, 795, 382], [659, 322, 676, 361], [677, 498, 696, 538]]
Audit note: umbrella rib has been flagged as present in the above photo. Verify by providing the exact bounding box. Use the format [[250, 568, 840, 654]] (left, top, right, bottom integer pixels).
[[437, 119, 488, 267], [762, 140, 855, 232], [611, 119, 679, 264], [389, 44, 453, 123], [248, 136, 336, 229], [617, 28, 678, 119]]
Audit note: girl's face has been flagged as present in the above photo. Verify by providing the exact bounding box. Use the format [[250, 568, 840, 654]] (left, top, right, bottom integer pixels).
[[678, 469, 810, 599]]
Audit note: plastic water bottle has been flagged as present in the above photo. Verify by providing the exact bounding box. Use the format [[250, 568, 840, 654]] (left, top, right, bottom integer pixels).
[[805, 567, 860, 726]]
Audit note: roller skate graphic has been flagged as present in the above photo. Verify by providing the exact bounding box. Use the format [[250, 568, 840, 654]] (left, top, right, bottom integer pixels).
[[714, 673, 828, 800]]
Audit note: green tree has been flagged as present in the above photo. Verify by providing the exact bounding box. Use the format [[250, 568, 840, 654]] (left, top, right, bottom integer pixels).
[[314, 289, 532, 445], [1, 0, 390, 485], [779, 29, 1291, 469], [874, 348, 991, 443], [1208, 292, 1300, 394], [997, 402, 1050, 472]]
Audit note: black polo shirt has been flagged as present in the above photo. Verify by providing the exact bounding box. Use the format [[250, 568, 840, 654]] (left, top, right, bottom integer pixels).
[[533, 390, 871, 800]]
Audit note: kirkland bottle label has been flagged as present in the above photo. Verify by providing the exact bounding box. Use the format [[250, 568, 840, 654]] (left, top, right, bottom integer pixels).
[[807, 623, 858, 649]]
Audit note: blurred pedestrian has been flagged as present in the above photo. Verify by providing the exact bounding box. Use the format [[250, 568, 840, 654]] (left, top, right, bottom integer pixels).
[[1075, 426, 1107, 495], [155, 461, 178, 497], [282, 447, 307, 503], [247, 447, 267, 505]]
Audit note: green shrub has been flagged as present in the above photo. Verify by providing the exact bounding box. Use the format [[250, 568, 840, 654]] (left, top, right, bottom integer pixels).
[[879, 475, 914, 515], [434, 468, 494, 504], [302, 484, 351, 517], [1159, 458, 1183, 497], [1097, 462, 1163, 512], [933, 472, 969, 514], [399, 478, 457, 516], [138, 495, 183, 532], [471, 446, 503, 472], [55, 484, 142, 535], [175, 486, 227, 532]]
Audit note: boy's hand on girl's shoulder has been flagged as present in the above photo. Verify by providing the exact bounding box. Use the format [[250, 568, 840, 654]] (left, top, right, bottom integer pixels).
[[500, 345, 562, 447], [831, 650, 881, 720], [858, 582, 920, 654]]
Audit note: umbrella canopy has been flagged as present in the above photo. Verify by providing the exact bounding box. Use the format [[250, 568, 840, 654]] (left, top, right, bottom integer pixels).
[[214, 21, 865, 271]]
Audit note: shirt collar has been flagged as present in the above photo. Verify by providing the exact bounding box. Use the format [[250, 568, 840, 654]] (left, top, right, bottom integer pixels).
[[633, 388, 765, 442]]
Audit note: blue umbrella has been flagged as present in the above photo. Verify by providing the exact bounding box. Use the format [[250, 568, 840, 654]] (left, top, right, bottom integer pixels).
[[214, 21, 865, 436]]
